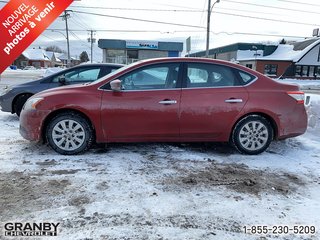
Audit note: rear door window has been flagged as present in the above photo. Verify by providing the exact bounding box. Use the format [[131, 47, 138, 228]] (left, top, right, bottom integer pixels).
[[185, 63, 239, 88]]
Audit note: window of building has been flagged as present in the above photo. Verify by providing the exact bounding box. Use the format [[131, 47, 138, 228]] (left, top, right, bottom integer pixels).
[[309, 66, 315, 77], [295, 66, 302, 76], [246, 64, 253, 69], [316, 67, 320, 77], [264, 64, 278, 75], [302, 66, 308, 76], [127, 50, 138, 59]]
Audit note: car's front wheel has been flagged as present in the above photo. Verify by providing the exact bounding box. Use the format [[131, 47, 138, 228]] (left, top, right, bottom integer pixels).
[[46, 112, 93, 155], [232, 115, 273, 155]]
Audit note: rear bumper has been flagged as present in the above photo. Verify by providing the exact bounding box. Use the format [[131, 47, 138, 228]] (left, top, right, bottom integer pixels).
[[277, 104, 308, 139], [19, 109, 50, 141]]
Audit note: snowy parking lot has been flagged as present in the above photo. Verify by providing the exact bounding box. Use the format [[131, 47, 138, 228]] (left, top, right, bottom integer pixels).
[[0, 92, 319, 239]]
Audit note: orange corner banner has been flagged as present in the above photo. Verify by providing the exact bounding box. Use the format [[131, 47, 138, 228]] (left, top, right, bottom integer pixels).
[[0, 0, 73, 74]]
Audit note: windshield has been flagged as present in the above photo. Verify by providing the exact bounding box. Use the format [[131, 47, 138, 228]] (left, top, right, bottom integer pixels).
[[90, 61, 143, 85]]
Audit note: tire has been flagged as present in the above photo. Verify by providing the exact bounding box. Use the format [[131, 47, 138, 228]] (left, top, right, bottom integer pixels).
[[46, 112, 93, 155], [14, 94, 32, 116], [231, 115, 273, 155]]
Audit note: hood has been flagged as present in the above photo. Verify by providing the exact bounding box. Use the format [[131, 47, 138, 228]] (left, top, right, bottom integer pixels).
[[12, 79, 42, 88], [34, 83, 91, 97]]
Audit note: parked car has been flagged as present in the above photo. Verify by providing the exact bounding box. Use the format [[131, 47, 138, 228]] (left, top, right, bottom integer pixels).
[[23, 66, 37, 70], [0, 63, 124, 116], [19, 58, 307, 155]]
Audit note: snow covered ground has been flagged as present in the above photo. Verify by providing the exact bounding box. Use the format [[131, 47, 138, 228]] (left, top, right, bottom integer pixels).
[[0, 94, 319, 239], [279, 78, 320, 91]]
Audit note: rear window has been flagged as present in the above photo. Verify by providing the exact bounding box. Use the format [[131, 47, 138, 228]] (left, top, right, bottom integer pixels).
[[237, 70, 256, 85]]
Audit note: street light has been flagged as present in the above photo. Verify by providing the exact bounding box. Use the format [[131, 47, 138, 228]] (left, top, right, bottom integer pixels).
[[206, 0, 220, 58]]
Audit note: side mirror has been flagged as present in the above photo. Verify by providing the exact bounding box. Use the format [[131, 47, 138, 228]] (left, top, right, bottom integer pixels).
[[58, 76, 67, 85], [110, 79, 122, 92]]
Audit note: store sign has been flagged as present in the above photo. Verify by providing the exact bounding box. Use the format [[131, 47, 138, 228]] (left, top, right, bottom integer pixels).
[[126, 40, 158, 50], [0, 0, 73, 74]]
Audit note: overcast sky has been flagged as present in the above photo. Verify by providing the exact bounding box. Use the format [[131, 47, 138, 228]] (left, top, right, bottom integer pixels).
[[1, 0, 320, 62]]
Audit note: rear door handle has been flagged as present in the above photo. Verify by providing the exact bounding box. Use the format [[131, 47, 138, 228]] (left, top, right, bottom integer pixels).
[[159, 100, 177, 105], [225, 98, 243, 103]]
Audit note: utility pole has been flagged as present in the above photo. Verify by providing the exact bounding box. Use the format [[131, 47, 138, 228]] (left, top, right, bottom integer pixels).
[[88, 30, 96, 63], [206, 0, 220, 58], [61, 10, 72, 67]]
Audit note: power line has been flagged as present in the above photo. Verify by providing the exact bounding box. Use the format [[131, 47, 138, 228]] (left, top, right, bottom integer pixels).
[[277, 0, 320, 7], [69, 31, 91, 48], [223, 0, 320, 15], [73, 10, 206, 29], [147, 2, 203, 11], [70, 6, 204, 12], [70, 17, 89, 31], [41, 34, 58, 41], [214, 31, 307, 39], [72, 9, 320, 29], [215, 10, 320, 27], [73, 13, 93, 30], [216, 6, 295, 18], [193, 0, 208, 52], [46, 28, 309, 39], [46, 28, 205, 33]]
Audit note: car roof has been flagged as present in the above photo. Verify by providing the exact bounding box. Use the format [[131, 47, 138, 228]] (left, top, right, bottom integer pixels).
[[75, 63, 125, 68], [113, 57, 262, 77]]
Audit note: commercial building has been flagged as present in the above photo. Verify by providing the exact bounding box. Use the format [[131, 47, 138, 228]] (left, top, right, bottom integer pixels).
[[98, 39, 183, 64]]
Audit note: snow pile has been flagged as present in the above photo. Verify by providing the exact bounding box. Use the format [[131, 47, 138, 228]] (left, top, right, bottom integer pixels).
[[279, 78, 320, 90], [237, 49, 264, 60], [307, 94, 320, 133], [41, 67, 64, 77]]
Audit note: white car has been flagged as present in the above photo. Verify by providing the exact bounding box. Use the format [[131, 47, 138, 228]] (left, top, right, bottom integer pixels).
[[23, 66, 37, 70]]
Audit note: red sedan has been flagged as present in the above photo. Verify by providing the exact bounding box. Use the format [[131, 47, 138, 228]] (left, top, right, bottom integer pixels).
[[19, 58, 307, 155]]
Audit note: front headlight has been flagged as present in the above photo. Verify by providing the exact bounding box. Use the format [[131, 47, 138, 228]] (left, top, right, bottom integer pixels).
[[23, 97, 44, 110], [0, 86, 12, 96]]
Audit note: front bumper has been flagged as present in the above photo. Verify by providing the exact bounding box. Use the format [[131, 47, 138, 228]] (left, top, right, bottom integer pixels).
[[0, 95, 12, 113], [19, 109, 50, 141]]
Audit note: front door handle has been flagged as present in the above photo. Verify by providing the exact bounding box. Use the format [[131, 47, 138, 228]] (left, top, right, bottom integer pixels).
[[159, 100, 177, 105], [225, 98, 243, 103]]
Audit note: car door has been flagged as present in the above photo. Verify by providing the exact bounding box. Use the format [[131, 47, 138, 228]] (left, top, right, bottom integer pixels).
[[48, 66, 103, 88], [100, 63, 181, 141], [179, 62, 249, 141]]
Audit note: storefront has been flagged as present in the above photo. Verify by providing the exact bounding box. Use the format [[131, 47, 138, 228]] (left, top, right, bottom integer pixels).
[[98, 39, 183, 64]]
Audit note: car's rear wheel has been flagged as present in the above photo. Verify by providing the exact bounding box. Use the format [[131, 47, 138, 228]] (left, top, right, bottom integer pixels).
[[232, 115, 273, 155], [46, 113, 93, 155], [14, 94, 32, 116]]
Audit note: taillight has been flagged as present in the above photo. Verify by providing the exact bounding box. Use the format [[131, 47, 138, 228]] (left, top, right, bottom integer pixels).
[[287, 91, 304, 104]]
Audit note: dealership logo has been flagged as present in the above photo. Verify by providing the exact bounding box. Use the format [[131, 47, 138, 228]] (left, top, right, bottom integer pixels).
[[126, 40, 158, 49], [3, 222, 60, 237]]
